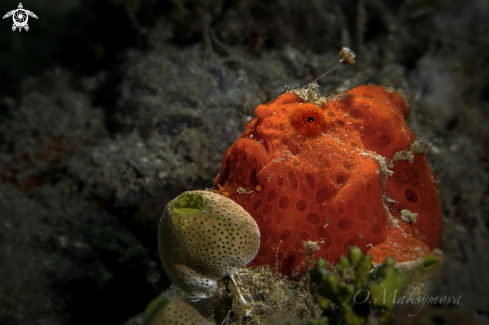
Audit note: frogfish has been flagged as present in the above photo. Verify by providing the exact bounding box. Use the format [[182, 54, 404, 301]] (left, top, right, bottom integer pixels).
[[213, 81, 443, 278]]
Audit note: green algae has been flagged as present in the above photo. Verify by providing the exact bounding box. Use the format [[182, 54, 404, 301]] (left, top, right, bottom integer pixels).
[[297, 247, 408, 325], [419, 255, 441, 273], [172, 192, 204, 213]]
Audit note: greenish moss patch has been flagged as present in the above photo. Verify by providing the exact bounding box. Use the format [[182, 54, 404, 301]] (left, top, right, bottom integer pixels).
[[419, 254, 441, 272], [173, 192, 205, 213], [308, 247, 407, 325]]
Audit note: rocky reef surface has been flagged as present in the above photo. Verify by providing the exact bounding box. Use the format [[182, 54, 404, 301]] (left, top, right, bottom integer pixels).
[[0, 0, 488, 324]]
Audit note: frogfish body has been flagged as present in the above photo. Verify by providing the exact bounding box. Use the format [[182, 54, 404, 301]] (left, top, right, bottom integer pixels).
[[213, 84, 442, 278]]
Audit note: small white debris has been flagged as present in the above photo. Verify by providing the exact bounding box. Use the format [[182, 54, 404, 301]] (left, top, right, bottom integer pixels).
[[392, 149, 414, 163], [401, 209, 418, 223], [339, 47, 356, 66], [410, 138, 431, 154], [304, 241, 320, 252]]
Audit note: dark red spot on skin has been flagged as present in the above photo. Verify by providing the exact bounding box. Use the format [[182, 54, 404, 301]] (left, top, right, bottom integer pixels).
[[350, 109, 364, 119], [280, 229, 291, 241], [276, 213, 284, 224], [295, 232, 309, 249], [305, 173, 315, 189], [358, 206, 368, 220], [267, 190, 277, 202], [277, 176, 284, 187], [252, 199, 263, 211], [296, 200, 307, 212], [343, 161, 354, 169], [288, 171, 298, 191], [337, 175, 347, 186], [307, 212, 320, 224], [318, 227, 333, 248], [338, 94, 355, 108], [337, 217, 353, 231], [344, 239, 356, 251], [363, 125, 376, 136], [405, 189, 418, 203], [279, 196, 290, 209], [373, 134, 391, 148], [319, 155, 331, 168], [315, 187, 333, 205]]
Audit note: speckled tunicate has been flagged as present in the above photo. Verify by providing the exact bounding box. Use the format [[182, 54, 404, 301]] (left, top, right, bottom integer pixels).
[[396, 249, 443, 300], [158, 190, 260, 298], [144, 298, 213, 325]]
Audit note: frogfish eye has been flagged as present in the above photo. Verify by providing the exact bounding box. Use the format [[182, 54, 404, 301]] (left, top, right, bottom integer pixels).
[[289, 105, 326, 137]]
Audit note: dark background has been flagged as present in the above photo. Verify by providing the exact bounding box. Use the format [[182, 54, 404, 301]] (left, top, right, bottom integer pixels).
[[0, 0, 488, 324]]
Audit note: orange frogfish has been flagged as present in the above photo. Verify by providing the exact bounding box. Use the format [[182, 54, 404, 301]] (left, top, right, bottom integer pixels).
[[213, 83, 443, 278]]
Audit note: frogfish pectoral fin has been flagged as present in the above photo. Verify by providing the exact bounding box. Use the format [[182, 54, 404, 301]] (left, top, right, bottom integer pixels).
[[214, 138, 270, 190]]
